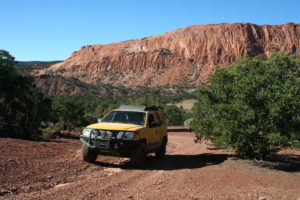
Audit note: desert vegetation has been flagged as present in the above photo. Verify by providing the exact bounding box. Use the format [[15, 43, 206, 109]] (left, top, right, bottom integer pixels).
[[0, 50, 52, 139], [192, 54, 300, 158]]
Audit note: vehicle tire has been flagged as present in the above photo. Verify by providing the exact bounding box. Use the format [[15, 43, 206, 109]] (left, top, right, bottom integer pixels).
[[155, 138, 167, 158], [130, 143, 146, 167], [82, 143, 97, 163]]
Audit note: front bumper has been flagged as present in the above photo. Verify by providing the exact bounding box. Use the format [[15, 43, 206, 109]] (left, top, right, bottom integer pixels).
[[80, 135, 141, 156]]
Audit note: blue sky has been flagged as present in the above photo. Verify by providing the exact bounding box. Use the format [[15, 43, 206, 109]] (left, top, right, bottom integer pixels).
[[1, 0, 300, 61]]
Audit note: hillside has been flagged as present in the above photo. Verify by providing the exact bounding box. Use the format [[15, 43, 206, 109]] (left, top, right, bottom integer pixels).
[[35, 23, 300, 95]]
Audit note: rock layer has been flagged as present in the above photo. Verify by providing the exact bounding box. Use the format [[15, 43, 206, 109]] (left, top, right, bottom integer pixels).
[[40, 23, 300, 87]]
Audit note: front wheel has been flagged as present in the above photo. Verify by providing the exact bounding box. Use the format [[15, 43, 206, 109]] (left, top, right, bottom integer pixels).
[[82, 143, 97, 163], [130, 143, 146, 167]]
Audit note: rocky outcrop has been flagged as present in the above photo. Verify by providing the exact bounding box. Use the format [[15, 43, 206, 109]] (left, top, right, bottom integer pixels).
[[40, 23, 300, 88]]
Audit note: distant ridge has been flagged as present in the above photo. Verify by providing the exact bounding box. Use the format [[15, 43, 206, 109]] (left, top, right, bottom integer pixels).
[[33, 23, 300, 95], [16, 61, 62, 75], [16, 61, 62, 67]]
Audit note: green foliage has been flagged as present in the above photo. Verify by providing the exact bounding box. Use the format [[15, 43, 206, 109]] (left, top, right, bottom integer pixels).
[[0, 50, 51, 139], [292, 142, 300, 150], [51, 95, 121, 131], [164, 105, 186, 126], [52, 96, 84, 131], [50, 95, 187, 129], [46, 80, 195, 130], [125, 96, 188, 126], [124, 86, 197, 105], [192, 54, 300, 158], [128, 96, 158, 106], [41, 129, 56, 140]]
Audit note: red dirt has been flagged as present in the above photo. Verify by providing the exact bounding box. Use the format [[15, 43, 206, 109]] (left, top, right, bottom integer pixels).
[[1, 127, 299, 200]]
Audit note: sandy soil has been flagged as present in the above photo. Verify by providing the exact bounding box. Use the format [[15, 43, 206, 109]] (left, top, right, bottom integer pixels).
[[0, 127, 299, 200]]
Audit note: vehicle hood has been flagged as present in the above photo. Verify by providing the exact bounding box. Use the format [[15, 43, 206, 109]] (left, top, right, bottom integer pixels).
[[86, 122, 144, 131]]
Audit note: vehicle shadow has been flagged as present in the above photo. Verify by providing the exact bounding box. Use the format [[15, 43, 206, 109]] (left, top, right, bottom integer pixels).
[[94, 153, 229, 171]]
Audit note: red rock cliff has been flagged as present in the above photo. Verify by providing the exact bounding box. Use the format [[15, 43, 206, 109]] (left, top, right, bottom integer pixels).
[[41, 23, 300, 87]]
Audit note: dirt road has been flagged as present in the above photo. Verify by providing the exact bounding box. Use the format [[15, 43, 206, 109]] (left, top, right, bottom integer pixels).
[[1, 127, 300, 200]]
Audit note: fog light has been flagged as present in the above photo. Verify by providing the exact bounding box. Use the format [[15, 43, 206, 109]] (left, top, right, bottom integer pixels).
[[114, 143, 118, 149]]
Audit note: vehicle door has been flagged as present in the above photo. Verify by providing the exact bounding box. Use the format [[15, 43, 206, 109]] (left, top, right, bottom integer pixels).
[[154, 112, 166, 145], [146, 112, 161, 150]]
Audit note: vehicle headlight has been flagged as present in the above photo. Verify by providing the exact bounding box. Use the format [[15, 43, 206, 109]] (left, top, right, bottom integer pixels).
[[99, 130, 106, 138], [118, 131, 139, 140], [117, 131, 125, 139], [106, 131, 113, 138], [82, 128, 92, 137]]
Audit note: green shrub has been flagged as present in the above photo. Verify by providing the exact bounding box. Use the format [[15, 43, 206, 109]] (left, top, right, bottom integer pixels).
[[41, 129, 56, 140], [0, 50, 52, 139], [192, 54, 300, 158], [164, 105, 186, 126], [292, 142, 300, 150]]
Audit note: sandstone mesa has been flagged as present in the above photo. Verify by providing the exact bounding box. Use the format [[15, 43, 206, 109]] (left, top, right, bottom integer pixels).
[[36, 23, 300, 93]]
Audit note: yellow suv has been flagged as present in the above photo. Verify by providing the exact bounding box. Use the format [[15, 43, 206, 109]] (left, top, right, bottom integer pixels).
[[80, 105, 168, 167]]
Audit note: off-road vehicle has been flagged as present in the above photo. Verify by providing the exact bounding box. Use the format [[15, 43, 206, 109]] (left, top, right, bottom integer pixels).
[[80, 105, 168, 167]]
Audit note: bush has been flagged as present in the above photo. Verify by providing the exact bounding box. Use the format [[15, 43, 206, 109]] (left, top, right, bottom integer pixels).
[[191, 54, 300, 158], [292, 142, 300, 150], [164, 105, 186, 126], [41, 129, 56, 140], [52, 96, 88, 131], [0, 50, 51, 139]]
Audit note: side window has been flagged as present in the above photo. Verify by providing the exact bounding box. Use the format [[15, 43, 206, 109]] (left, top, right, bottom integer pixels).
[[154, 112, 162, 126], [149, 112, 162, 127], [148, 113, 155, 127]]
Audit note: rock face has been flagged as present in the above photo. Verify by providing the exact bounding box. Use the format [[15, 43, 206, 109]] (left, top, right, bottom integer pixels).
[[40, 23, 300, 88]]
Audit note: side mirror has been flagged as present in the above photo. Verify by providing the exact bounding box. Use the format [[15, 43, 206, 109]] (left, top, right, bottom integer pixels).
[[97, 118, 102, 123]]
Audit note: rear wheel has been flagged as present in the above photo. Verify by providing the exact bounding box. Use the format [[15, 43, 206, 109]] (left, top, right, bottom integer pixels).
[[82, 143, 97, 163], [130, 143, 146, 167], [155, 138, 167, 158]]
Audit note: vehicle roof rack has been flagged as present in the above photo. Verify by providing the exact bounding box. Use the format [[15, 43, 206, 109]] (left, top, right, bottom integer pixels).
[[117, 105, 161, 111]]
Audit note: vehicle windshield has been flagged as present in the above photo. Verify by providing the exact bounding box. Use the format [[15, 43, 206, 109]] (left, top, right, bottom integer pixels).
[[101, 111, 146, 126]]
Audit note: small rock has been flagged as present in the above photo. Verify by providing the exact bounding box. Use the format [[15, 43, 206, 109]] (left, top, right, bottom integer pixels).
[[258, 197, 267, 200]]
